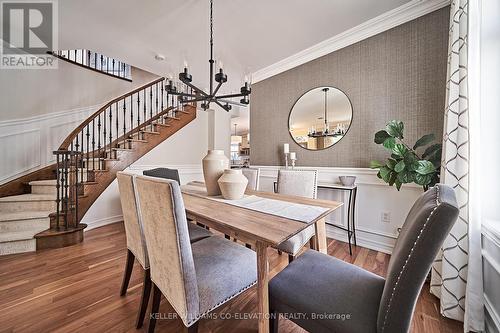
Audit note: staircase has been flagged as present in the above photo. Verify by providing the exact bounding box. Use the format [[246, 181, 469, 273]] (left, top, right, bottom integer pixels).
[[0, 77, 196, 255]]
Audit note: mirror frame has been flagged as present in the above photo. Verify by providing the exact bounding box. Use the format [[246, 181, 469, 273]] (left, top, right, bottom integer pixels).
[[287, 86, 354, 151]]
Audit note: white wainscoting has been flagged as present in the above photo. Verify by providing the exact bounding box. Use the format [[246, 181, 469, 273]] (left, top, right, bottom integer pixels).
[[482, 223, 500, 333], [0, 105, 102, 184], [255, 166, 422, 254]]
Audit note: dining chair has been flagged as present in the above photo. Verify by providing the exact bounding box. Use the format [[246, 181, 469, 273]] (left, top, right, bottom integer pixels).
[[242, 168, 260, 191], [275, 169, 318, 262], [134, 175, 257, 333], [268, 184, 459, 333], [116, 172, 212, 329], [143, 167, 210, 231]]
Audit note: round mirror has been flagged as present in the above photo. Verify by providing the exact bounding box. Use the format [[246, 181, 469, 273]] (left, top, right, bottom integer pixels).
[[288, 86, 353, 150]]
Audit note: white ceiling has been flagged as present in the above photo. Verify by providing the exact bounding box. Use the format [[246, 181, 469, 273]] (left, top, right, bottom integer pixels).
[[58, 0, 412, 130]]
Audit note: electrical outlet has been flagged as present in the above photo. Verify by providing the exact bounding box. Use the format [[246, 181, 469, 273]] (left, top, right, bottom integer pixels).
[[381, 211, 391, 224]]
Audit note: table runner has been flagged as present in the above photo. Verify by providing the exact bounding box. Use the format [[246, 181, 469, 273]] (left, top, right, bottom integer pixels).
[[181, 183, 329, 224]]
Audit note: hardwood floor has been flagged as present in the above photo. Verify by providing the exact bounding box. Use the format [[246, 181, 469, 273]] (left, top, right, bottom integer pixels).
[[0, 222, 462, 333]]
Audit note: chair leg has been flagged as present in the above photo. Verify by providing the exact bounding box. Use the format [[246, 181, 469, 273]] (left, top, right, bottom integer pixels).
[[225, 234, 231, 240], [186, 321, 199, 333], [309, 238, 315, 249], [245, 243, 252, 249], [270, 309, 279, 333], [120, 249, 135, 296], [136, 268, 152, 329], [148, 283, 162, 333], [288, 254, 294, 263]]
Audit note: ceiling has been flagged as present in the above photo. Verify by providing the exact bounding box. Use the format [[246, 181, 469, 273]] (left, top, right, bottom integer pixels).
[[58, 0, 412, 130]]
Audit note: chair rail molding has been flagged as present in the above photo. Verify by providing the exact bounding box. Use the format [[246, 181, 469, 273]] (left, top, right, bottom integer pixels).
[[252, 0, 451, 83]]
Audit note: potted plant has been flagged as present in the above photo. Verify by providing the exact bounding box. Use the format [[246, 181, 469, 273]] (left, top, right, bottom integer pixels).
[[370, 120, 442, 191]]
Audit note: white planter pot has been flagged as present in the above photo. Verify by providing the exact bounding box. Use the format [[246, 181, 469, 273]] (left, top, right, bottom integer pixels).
[[202, 150, 229, 196], [218, 169, 248, 200]]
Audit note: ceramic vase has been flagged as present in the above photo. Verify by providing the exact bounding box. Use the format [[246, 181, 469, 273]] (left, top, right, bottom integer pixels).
[[218, 169, 248, 200], [202, 150, 229, 196]]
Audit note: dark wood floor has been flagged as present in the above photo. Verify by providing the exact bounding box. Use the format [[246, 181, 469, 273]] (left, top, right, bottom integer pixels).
[[0, 222, 462, 333]]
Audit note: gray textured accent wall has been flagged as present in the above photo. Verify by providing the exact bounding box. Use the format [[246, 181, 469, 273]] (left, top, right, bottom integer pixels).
[[250, 7, 449, 167]]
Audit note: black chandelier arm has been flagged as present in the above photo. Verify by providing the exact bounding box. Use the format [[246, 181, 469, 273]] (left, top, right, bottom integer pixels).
[[213, 99, 231, 112], [182, 95, 215, 104], [167, 91, 197, 98], [213, 92, 248, 99], [179, 78, 210, 97], [211, 81, 224, 97]]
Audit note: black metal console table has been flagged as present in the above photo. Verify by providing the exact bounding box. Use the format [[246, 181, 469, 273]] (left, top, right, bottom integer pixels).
[[317, 183, 358, 255]]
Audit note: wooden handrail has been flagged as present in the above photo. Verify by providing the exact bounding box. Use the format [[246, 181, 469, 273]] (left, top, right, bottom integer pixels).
[[59, 77, 164, 150]]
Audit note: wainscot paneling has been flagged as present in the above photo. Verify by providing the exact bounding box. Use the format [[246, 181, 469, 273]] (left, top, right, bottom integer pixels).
[[0, 105, 101, 184]]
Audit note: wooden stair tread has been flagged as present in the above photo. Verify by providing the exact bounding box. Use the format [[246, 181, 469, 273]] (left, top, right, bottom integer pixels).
[[0, 211, 52, 222], [154, 122, 171, 127], [112, 148, 133, 151], [35, 223, 87, 238], [139, 130, 160, 135]]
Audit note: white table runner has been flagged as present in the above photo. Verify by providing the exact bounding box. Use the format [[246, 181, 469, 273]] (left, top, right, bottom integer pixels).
[[181, 184, 328, 224]]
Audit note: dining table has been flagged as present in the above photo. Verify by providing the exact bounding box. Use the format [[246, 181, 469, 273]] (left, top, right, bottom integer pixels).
[[181, 182, 343, 333]]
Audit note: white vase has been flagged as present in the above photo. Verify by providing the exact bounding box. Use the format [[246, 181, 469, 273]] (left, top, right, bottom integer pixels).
[[202, 150, 229, 196], [218, 169, 248, 200]]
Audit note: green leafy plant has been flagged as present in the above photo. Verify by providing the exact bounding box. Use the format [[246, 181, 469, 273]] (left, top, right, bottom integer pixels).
[[370, 120, 442, 191]]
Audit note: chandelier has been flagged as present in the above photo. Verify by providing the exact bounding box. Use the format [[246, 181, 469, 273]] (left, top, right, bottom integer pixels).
[[165, 0, 251, 112]]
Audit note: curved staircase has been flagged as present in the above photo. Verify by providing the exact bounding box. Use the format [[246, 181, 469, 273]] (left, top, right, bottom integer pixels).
[[0, 77, 197, 255]]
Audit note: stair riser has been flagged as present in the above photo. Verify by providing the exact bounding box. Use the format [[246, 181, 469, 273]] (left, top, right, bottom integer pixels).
[[0, 200, 57, 213], [57, 172, 89, 183], [0, 239, 36, 255], [0, 218, 50, 233], [31, 185, 57, 195], [82, 160, 105, 171]]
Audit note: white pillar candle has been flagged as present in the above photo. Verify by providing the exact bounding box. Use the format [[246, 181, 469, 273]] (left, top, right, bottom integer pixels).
[[283, 143, 289, 154], [290, 152, 296, 160]]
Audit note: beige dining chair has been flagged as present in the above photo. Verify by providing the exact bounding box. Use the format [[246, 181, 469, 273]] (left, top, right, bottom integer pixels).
[[275, 169, 318, 262], [116, 172, 212, 329], [242, 168, 260, 191], [134, 175, 257, 333]]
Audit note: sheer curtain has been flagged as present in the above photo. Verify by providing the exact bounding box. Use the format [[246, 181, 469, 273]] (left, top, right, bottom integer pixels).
[[430, 1, 485, 331]]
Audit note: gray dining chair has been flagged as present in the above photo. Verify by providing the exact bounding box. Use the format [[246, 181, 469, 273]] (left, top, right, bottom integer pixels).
[[242, 168, 260, 191], [134, 175, 257, 333], [116, 172, 212, 329], [143, 167, 211, 231], [275, 169, 318, 262], [268, 184, 459, 333]]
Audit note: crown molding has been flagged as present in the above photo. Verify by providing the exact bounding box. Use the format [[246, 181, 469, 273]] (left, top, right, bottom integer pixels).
[[252, 0, 450, 83]]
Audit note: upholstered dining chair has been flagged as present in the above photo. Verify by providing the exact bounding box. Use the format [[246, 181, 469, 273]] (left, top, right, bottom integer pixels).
[[116, 172, 212, 329], [134, 175, 257, 333], [275, 169, 318, 262], [242, 168, 260, 191], [143, 167, 209, 231], [268, 184, 459, 333]]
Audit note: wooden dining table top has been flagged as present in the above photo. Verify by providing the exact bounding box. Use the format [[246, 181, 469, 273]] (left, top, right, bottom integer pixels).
[[181, 182, 343, 247]]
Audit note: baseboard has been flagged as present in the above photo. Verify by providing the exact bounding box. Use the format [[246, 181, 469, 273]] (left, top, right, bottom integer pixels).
[[326, 225, 395, 254], [84, 215, 123, 231]]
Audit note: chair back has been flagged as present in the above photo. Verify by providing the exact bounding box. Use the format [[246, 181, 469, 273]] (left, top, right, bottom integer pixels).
[[377, 184, 459, 333], [242, 168, 260, 191], [116, 172, 149, 269], [143, 167, 181, 184], [277, 169, 318, 199], [134, 175, 199, 325]]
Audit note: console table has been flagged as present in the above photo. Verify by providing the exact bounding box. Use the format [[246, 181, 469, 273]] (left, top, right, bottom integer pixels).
[[318, 183, 358, 255]]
